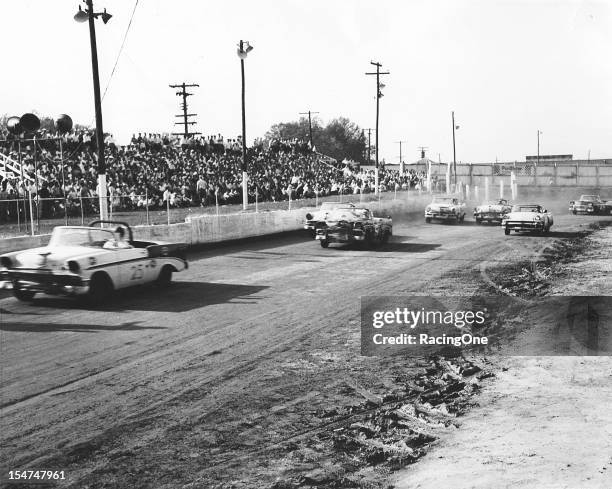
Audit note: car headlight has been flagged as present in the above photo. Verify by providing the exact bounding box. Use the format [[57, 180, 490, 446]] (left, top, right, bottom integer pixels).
[[426, 206, 431, 212], [450, 207, 456, 213], [67, 260, 81, 273], [534, 215, 542, 221]]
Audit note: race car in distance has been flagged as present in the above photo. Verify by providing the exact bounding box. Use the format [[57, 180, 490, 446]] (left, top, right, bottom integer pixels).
[[425, 196, 466, 223], [315, 207, 392, 248], [473, 198, 512, 225], [0, 220, 188, 302], [569, 195, 612, 215], [502, 204, 553, 235], [304, 201, 356, 233]]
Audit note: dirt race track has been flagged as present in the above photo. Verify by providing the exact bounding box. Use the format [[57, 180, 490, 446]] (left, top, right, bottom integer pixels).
[[0, 205, 610, 488]]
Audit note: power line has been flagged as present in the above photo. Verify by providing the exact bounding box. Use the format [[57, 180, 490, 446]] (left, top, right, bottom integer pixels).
[[102, 0, 139, 101]]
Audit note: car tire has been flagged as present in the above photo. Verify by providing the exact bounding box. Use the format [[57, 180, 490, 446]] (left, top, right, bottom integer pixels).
[[504, 227, 510, 235], [572, 210, 577, 215], [381, 231, 390, 244], [156, 265, 174, 287], [13, 288, 36, 302], [475, 218, 482, 224], [425, 217, 431, 223], [87, 273, 113, 304], [320, 239, 329, 248], [459, 214, 465, 222]]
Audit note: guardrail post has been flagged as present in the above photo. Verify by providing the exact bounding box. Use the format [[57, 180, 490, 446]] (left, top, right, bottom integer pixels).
[[167, 195, 171, 226], [80, 196, 84, 225], [16, 199, 21, 233], [28, 192, 35, 236], [145, 188, 150, 225]]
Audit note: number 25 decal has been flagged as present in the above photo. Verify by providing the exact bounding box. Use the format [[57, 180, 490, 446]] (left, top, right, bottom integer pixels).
[[131, 264, 144, 280]]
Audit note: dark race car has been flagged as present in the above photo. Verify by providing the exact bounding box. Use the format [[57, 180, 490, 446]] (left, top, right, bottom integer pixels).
[[569, 195, 612, 215], [315, 207, 392, 248]]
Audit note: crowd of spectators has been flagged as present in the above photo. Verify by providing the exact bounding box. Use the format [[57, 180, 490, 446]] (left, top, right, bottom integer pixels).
[[0, 129, 425, 223]]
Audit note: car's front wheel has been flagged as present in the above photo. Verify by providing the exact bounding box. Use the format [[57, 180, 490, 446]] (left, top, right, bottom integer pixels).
[[156, 265, 174, 287], [13, 288, 35, 302], [504, 227, 510, 235], [87, 273, 114, 304], [320, 239, 329, 248], [425, 217, 431, 223]]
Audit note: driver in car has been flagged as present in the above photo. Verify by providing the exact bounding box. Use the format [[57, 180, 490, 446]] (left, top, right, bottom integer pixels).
[[103, 226, 132, 249]]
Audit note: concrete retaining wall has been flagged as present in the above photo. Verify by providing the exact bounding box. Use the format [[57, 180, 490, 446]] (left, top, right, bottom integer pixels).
[[0, 193, 436, 254]]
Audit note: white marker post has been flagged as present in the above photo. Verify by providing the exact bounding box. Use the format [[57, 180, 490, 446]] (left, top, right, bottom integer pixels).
[[510, 171, 517, 200], [484, 177, 490, 201], [500, 180, 504, 199]]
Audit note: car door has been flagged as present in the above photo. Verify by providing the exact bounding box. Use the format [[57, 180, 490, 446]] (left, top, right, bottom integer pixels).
[[118, 247, 149, 287]]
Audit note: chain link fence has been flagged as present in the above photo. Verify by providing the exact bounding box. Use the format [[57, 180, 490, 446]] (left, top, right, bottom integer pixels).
[[0, 187, 429, 238]]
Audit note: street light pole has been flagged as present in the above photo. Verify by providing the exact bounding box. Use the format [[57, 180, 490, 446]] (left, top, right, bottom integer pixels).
[[537, 130, 542, 167], [76, 0, 111, 222], [237, 40, 254, 211]]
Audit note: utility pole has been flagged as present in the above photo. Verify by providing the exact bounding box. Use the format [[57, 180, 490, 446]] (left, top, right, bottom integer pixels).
[[169, 82, 201, 138], [364, 128, 375, 165], [418, 146, 428, 160], [299, 110, 319, 149], [366, 61, 389, 195], [395, 140, 407, 163], [537, 130, 542, 167], [452, 111, 458, 186]]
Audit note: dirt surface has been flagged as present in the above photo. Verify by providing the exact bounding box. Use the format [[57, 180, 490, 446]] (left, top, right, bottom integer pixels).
[[1, 207, 610, 488], [395, 225, 612, 489]]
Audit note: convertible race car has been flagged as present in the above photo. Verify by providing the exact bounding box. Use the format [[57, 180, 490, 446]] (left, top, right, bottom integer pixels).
[[502, 204, 553, 235], [0, 220, 188, 302], [304, 202, 356, 233], [425, 196, 466, 223], [314, 207, 392, 248], [569, 195, 612, 215], [473, 198, 512, 224]]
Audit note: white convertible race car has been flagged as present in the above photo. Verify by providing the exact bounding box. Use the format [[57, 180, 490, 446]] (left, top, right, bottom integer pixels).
[[0, 221, 188, 302], [502, 204, 553, 235]]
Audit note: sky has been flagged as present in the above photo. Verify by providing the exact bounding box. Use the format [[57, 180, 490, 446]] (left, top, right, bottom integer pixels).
[[1, 0, 610, 163]]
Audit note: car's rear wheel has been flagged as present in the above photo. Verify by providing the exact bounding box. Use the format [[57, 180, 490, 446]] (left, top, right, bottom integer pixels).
[[156, 265, 174, 287], [320, 239, 329, 248], [13, 288, 36, 302]]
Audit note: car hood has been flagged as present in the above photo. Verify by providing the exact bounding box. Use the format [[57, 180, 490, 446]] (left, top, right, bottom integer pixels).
[[10, 246, 110, 270]]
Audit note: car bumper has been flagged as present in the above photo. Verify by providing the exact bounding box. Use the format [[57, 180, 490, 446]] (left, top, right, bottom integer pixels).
[[315, 231, 365, 243], [0, 271, 88, 296], [474, 213, 503, 221], [425, 212, 458, 220], [503, 221, 545, 231]]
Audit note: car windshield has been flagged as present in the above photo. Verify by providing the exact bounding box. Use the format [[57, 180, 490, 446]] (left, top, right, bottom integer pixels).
[[511, 205, 540, 213], [432, 197, 455, 204], [326, 208, 370, 220], [48, 227, 115, 248]]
